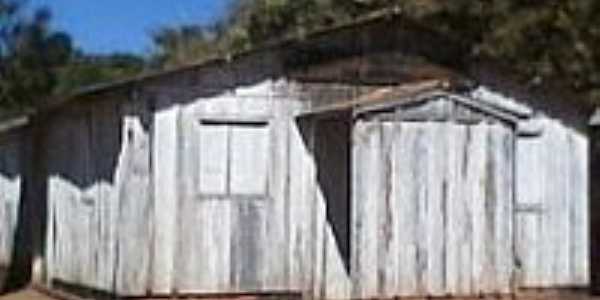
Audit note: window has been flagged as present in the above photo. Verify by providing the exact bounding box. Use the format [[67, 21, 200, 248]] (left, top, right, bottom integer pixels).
[[197, 120, 270, 199]]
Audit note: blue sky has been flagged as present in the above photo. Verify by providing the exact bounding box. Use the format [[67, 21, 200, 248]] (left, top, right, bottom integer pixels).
[[28, 1, 231, 55]]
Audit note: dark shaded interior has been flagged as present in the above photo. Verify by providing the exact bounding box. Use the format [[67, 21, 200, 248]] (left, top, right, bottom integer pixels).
[[297, 113, 353, 275], [314, 117, 352, 274]]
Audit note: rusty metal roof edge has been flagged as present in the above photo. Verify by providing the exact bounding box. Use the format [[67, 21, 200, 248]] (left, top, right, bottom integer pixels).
[[299, 79, 523, 125], [298, 79, 449, 117]]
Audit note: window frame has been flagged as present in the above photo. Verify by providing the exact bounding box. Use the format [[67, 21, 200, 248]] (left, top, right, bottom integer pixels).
[[196, 117, 272, 201]]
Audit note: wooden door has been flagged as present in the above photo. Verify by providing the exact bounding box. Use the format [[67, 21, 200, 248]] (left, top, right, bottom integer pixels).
[[352, 120, 515, 299], [176, 119, 272, 293]]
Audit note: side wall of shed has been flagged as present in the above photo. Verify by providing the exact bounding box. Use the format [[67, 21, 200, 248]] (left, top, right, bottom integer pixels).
[[472, 87, 590, 289], [515, 117, 589, 288], [39, 76, 357, 299], [42, 93, 154, 296], [38, 78, 591, 299]]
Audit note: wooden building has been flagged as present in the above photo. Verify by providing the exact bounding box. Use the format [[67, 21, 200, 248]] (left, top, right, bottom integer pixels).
[[0, 12, 593, 299]]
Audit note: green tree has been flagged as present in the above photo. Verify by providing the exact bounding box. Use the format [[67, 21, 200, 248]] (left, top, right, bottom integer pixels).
[[153, 0, 600, 104], [55, 52, 145, 94], [0, 1, 73, 108], [151, 25, 223, 68]]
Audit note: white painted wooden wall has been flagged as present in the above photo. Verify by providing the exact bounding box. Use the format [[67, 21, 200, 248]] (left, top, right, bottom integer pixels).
[[351, 118, 515, 299], [46, 99, 153, 296], [515, 117, 589, 288], [41, 83, 591, 300]]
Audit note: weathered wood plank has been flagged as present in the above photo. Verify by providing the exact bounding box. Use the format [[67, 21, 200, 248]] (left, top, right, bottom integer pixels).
[[231, 201, 266, 291], [515, 123, 543, 287], [377, 122, 399, 298], [552, 122, 571, 286], [445, 124, 471, 296], [287, 120, 310, 291], [568, 130, 589, 286], [151, 104, 180, 293], [115, 105, 153, 295], [469, 124, 489, 294], [394, 122, 422, 297], [264, 109, 286, 291], [0, 138, 21, 272], [492, 124, 514, 293], [351, 121, 380, 299], [426, 122, 445, 297]]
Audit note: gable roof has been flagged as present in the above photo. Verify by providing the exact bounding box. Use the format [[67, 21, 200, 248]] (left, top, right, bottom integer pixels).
[[3, 9, 593, 132], [299, 79, 523, 126]]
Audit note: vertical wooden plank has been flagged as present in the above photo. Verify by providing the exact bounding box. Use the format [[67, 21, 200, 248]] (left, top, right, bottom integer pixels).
[[84, 110, 101, 290], [264, 113, 287, 291], [230, 201, 265, 292], [515, 127, 543, 287], [426, 122, 445, 297], [458, 125, 474, 296], [115, 105, 153, 295], [323, 223, 351, 300], [0, 138, 21, 276], [413, 122, 431, 297], [61, 116, 90, 286], [393, 122, 422, 297], [445, 124, 471, 296], [174, 109, 196, 292], [311, 184, 326, 299], [301, 121, 319, 299], [177, 109, 226, 293], [491, 124, 514, 293], [569, 130, 590, 286], [351, 120, 380, 299], [537, 120, 554, 288], [93, 102, 121, 293], [541, 121, 569, 287], [377, 122, 398, 298], [444, 123, 459, 296], [553, 122, 571, 286], [469, 124, 489, 294], [151, 104, 180, 293], [287, 120, 309, 290], [299, 121, 315, 294]]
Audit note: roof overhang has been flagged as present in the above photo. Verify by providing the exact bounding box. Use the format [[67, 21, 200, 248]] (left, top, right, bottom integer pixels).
[[298, 79, 523, 126]]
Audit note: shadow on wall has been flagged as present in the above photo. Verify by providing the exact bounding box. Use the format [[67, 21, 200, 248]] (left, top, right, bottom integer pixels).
[[0, 96, 150, 295], [297, 116, 353, 275], [0, 128, 37, 293]]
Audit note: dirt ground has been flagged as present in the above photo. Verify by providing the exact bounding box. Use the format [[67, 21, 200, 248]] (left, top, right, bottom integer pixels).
[[0, 289, 55, 300]]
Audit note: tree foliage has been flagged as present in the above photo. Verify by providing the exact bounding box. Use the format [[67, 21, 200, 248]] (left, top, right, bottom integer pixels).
[[151, 25, 222, 68], [152, 0, 600, 104], [0, 1, 72, 108], [0, 1, 146, 109], [55, 52, 145, 94]]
